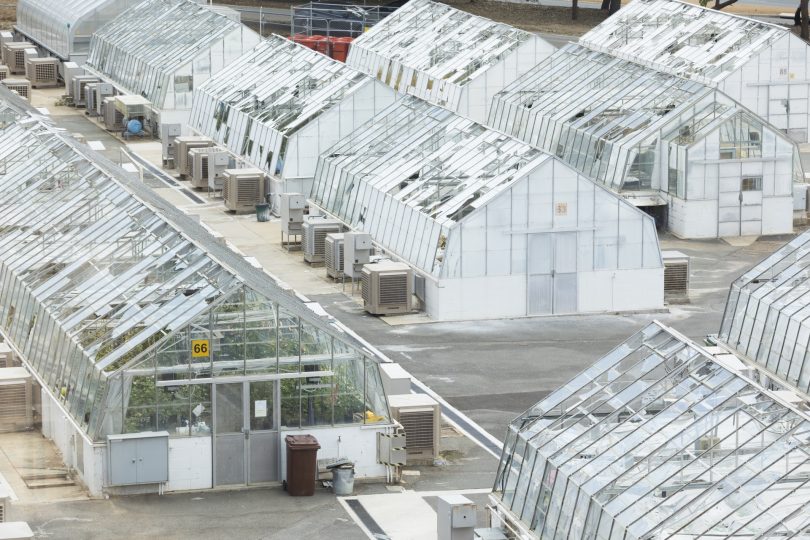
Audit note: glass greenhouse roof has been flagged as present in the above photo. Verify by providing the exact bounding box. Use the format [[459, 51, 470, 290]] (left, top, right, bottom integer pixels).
[[194, 36, 370, 138], [86, 0, 258, 108], [311, 97, 548, 273], [347, 0, 541, 89], [0, 90, 389, 441], [580, 0, 786, 85], [488, 43, 752, 191], [494, 321, 810, 539], [721, 229, 810, 396], [16, 0, 141, 59]]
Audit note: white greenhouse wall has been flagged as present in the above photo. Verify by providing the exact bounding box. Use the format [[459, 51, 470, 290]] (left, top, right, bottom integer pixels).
[[41, 386, 104, 496], [281, 425, 392, 481], [721, 33, 810, 143], [456, 38, 555, 124], [423, 159, 663, 320]]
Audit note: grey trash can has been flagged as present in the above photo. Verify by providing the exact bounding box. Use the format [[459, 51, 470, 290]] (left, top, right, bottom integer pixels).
[[332, 464, 355, 496], [256, 203, 270, 222]]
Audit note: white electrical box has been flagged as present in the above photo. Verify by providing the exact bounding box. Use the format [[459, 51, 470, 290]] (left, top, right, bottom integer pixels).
[[280, 193, 305, 235], [344, 231, 373, 279], [437, 494, 476, 540]]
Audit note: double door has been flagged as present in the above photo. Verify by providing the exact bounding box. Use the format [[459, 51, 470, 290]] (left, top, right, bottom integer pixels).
[[527, 232, 578, 316], [214, 381, 279, 486]]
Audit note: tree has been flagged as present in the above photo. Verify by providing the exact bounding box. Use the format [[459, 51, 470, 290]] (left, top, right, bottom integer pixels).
[[803, 0, 809, 41]]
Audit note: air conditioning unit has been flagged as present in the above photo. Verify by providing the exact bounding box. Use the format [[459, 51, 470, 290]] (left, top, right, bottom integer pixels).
[[103, 97, 124, 131], [71, 75, 99, 107], [2, 42, 32, 74], [0, 367, 33, 433], [114, 95, 150, 119], [0, 478, 8, 522], [63, 61, 84, 95], [176, 136, 213, 178], [0, 31, 12, 45], [302, 217, 342, 265], [361, 261, 413, 315], [190, 146, 229, 190], [325, 233, 345, 279], [280, 193, 305, 235], [663, 250, 689, 301], [1, 79, 30, 101], [388, 393, 440, 465], [343, 231, 373, 279], [25, 56, 58, 88], [0, 66, 9, 81], [160, 123, 181, 168], [86, 83, 113, 116], [222, 168, 266, 213]]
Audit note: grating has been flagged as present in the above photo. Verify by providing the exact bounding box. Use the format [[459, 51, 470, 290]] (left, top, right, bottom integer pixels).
[[379, 273, 408, 305], [400, 409, 434, 449]]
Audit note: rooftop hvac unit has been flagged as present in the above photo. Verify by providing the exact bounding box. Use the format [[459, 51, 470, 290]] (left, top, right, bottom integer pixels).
[[662, 250, 689, 300], [2, 42, 32, 74], [388, 393, 440, 465], [344, 231, 372, 279], [1, 79, 30, 101], [325, 233, 345, 279], [361, 261, 413, 315], [103, 97, 124, 131], [176, 136, 213, 178], [86, 83, 113, 116], [0, 66, 8, 81], [190, 146, 229, 190], [222, 168, 266, 213], [63, 61, 83, 94], [71, 75, 99, 107], [302, 217, 342, 265], [114, 95, 151, 119], [25, 57, 58, 88], [0, 31, 11, 44], [280, 193, 305, 235], [160, 123, 181, 168]]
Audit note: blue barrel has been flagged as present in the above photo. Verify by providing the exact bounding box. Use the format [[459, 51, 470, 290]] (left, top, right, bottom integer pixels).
[[126, 119, 142, 135]]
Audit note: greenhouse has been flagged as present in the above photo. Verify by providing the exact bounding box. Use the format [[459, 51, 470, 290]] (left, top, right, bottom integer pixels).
[[0, 90, 393, 495], [345, 0, 554, 124], [86, 0, 260, 126], [311, 98, 663, 320], [580, 0, 810, 143], [189, 36, 398, 212], [492, 321, 810, 539], [15, 0, 142, 62], [720, 228, 810, 395], [488, 43, 802, 239]]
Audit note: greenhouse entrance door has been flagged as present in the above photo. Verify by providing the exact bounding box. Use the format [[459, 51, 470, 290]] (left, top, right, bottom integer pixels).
[[527, 232, 578, 315], [214, 381, 279, 486]]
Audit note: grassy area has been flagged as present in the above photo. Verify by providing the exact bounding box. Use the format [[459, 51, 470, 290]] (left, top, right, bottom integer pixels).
[[0, 1, 14, 31]]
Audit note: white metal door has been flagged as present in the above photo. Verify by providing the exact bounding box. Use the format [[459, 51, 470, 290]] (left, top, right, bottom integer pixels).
[[718, 182, 762, 237], [527, 232, 578, 315]]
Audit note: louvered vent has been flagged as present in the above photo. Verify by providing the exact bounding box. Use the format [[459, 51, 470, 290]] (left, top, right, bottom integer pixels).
[[361, 271, 371, 304], [379, 273, 408, 305], [201, 155, 209, 179], [0, 383, 27, 430], [400, 410, 434, 450], [0, 499, 5, 522], [664, 261, 688, 294], [0, 67, 8, 81], [13, 50, 23, 71], [325, 235, 344, 278], [237, 177, 261, 204]]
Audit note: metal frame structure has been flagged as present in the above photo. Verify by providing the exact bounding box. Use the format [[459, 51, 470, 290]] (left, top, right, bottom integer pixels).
[[0, 87, 390, 452], [493, 321, 810, 539], [720, 228, 810, 395], [580, 0, 810, 143], [15, 0, 142, 62], [189, 35, 397, 210], [291, 2, 397, 38], [488, 43, 802, 239], [311, 98, 663, 320], [86, 0, 260, 115], [345, 0, 554, 123]]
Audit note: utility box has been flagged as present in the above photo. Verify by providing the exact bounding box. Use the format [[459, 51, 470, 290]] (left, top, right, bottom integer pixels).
[[0, 367, 32, 433], [343, 231, 373, 279], [107, 431, 169, 486], [437, 494, 476, 540], [377, 431, 406, 466], [160, 123, 181, 168], [280, 193, 305, 235]]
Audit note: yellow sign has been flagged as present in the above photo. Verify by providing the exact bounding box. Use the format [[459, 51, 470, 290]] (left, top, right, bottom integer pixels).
[[191, 339, 209, 358]]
